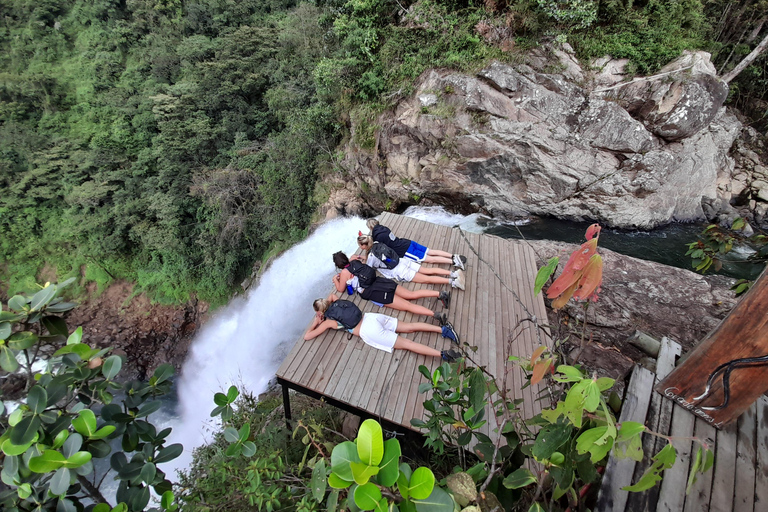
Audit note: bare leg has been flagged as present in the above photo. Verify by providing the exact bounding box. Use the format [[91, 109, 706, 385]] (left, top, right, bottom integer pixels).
[[423, 255, 453, 265], [412, 273, 450, 286], [395, 286, 438, 301], [396, 321, 441, 335], [386, 296, 434, 317], [418, 267, 451, 276], [393, 337, 441, 358], [426, 248, 452, 258]]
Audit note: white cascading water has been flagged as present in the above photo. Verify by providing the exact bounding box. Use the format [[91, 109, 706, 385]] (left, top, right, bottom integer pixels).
[[166, 215, 364, 474], [164, 207, 487, 477]]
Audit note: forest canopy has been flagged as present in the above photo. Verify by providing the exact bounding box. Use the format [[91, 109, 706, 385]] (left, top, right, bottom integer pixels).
[[1, 0, 765, 304]]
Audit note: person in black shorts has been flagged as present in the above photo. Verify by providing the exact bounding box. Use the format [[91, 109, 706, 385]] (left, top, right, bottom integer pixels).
[[332, 252, 450, 325], [366, 218, 467, 270]]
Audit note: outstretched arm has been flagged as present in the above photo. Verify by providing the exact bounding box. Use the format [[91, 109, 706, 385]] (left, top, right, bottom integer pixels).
[[304, 317, 340, 341], [332, 273, 346, 293]]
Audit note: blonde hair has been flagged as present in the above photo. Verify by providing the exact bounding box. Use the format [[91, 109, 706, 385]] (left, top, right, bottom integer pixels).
[[357, 234, 373, 253], [366, 218, 379, 231], [313, 298, 330, 313]]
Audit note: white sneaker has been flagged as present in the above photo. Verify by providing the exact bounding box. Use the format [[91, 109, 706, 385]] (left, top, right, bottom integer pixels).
[[451, 269, 465, 290], [452, 254, 466, 270]]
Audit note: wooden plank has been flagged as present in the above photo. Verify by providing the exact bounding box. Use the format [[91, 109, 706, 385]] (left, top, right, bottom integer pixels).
[[682, 417, 716, 512], [655, 268, 768, 427], [595, 365, 655, 512], [656, 405, 697, 511], [732, 403, 756, 511], [626, 337, 681, 512], [403, 225, 455, 425], [708, 421, 738, 512], [754, 395, 768, 512]]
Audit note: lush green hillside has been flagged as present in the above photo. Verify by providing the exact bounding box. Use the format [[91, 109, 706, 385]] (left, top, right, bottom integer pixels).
[[1, 0, 764, 304]]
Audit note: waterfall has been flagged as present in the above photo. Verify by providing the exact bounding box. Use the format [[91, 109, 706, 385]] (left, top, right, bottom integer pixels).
[[167, 216, 364, 473]]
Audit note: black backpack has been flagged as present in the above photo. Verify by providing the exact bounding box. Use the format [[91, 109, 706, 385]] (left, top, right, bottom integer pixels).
[[371, 242, 400, 269], [347, 260, 377, 288], [325, 300, 363, 330]]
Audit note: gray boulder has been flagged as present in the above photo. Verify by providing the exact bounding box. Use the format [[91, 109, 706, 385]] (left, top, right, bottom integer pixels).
[[325, 52, 768, 229], [599, 52, 729, 141]]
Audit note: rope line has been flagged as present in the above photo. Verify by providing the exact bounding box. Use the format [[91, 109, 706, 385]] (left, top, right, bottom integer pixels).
[[457, 228, 547, 348]]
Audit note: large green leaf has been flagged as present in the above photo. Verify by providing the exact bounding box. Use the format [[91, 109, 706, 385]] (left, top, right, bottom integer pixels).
[[154, 444, 183, 464], [102, 355, 122, 380], [1, 433, 37, 456], [72, 409, 98, 437], [331, 441, 360, 482], [8, 295, 28, 312], [42, 316, 69, 336], [153, 363, 174, 384], [534, 257, 560, 295], [328, 472, 353, 489], [0, 311, 24, 322], [532, 422, 573, 460], [29, 450, 67, 473], [0, 345, 19, 372], [30, 285, 57, 312], [137, 401, 161, 418], [8, 331, 37, 350], [0, 322, 10, 340], [67, 327, 83, 345], [10, 415, 41, 445], [63, 451, 92, 469], [357, 419, 384, 466], [350, 462, 380, 485], [408, 467, 435, 500], [45, 302, 77, 313], [413, 486, 454, 512], [62, 434, 83, 458], [226, 385, 239, 402], [27, 385, 48, 415], [503, 468, 537, 489], [49, 467, 71, 495], [311, 459, 327, 502], [376, 438, 402, 487], [354, 482, 382, 511], [140, 462, 156, 484]]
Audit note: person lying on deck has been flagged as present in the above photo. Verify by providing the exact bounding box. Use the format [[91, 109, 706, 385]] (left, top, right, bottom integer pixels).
[[332, 251, 451, 325], [304, 295, 461, 361], [356, 234, 466, 291], [366, 218, 467, 270]]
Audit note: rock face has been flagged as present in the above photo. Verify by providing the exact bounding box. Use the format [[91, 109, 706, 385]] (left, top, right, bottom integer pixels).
[[601, 51, 730, 141], [527, 239, 737, 380], [64, 281, 206, 380], [325, 50, 768, 231]]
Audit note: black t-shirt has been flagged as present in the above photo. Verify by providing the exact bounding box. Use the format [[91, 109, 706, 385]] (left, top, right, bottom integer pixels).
[[371, 225, 411, 257]]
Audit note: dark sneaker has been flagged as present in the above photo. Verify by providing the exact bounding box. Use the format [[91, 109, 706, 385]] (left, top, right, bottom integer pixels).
[[452, 254, 467, 270], [441, 349, 461, 362], [441, 322, 460, 345], [438, 290, 451, 309], [433, 311, 448, 326]]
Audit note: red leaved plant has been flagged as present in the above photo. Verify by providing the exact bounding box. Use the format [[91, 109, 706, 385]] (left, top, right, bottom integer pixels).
[[545, 224, 603, 309]]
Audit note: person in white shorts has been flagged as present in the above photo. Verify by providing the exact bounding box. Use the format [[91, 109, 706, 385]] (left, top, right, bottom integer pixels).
[[355, 235, 465, 291], [305, 295, 461, 361]]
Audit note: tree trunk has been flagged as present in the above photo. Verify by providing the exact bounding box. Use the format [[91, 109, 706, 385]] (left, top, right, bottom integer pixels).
[[722, 32, 768, 83]]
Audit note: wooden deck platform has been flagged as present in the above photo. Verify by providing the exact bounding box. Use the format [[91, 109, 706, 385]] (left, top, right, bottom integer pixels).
[[596, 337, 768, 512], [276, 212, 553, 440]]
